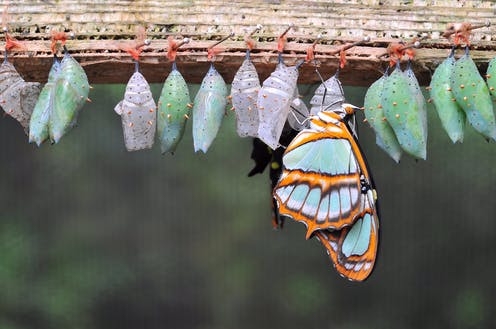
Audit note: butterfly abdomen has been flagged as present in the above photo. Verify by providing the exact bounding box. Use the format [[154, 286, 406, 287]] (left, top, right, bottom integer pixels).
[[157, 68, 191, 154], [192, 65, 228, 153], [115, 71, 156, 151]]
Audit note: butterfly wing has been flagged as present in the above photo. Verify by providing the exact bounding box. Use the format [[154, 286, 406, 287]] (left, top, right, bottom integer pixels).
[[274, 112, 370, 238], [315, 191, 379, 282]]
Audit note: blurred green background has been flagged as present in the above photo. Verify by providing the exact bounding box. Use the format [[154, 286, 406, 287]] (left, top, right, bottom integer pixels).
[[0, 82, 495, 329]]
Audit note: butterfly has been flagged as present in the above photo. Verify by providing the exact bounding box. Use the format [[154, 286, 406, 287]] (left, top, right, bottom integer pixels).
[[273, 105, 380, 281]]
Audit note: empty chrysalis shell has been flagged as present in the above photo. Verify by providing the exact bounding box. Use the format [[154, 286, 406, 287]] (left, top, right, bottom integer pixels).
[[451, 49, 496, 141], [231, 55, 261, 138], [157, 64, 191, 154], [257, 62, 300, 150], [309, 73, 344, 115], [364, 72, 403, 162], [29, 56, 61, 146], [429, 53, 466, 143], [487, 57, 496, 99], [287, 87, 309, 131], [192, 64, 228, 153], [114, 71, 157, 151], [0, 61, 41, 133], [49, 52, 90, 144], [382, 65, 427, 160]]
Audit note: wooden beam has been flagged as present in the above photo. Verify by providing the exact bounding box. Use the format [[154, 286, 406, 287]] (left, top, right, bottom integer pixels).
[[4, 0, 496, 85]]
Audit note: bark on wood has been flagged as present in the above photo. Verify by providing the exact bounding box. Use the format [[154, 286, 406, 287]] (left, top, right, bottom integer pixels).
[[4, 0, 496, 86]]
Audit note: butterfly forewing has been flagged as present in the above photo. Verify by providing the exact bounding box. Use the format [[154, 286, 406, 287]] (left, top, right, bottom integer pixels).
[[274, 111, 370, 239]]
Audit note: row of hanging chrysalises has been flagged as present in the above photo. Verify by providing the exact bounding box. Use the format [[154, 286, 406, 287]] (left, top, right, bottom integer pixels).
[[3, 21, 496, 282]]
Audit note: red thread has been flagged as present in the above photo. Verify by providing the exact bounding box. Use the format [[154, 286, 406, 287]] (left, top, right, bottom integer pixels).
[[245, 36, 256, 51], [207, 47, 223, 61], [305, 45, 315, 63], [339, 49, 346, 69], [50, 31, 67, 54], [277, 34, 287, 53], [167, 36, 178, 62], [5, 33, 25, 51], [387, 42, 406, 67]]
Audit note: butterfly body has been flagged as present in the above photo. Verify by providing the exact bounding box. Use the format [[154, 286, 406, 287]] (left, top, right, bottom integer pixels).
[[273, 109, 379, 281], [157, 65, 191, 154]]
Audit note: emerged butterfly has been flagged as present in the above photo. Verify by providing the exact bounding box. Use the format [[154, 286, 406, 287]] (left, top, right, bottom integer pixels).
[[273, 105, 379, 281], [257, 60, 301, 150], [429, 49, 466, 143], [451, 47, 496, 141], [231, 50, 261, 138], [364, 69, 403, 162], [115, 68, 157, 151], [0, 60, 40, 133], [382, 62, 427, 160], [192, 64, 228, 153]]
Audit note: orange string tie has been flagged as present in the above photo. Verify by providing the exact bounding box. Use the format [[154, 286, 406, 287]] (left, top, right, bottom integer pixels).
[[5, 32, 25, 51], [339, 49, 347, 69], [207, 32, 233, 62], [305, 34, 322, 63], [444, 22, 472, 46], [277, 23, 293, 53], [167, 36, 178, 62], [50, 30, 68, 54], [387, 42, 406, 67]]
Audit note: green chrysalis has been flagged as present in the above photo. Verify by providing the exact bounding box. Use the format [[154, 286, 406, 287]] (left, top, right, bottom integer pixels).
[[451, 48, 496, 141], [429, 50, 466, 143], [29, 56, 61, 146], [382, 63, 428, 160], [157, 62, 191, 154], [49, 52, 90, 143], [486, 56, 496, 99], [364, 70, 403, 162]]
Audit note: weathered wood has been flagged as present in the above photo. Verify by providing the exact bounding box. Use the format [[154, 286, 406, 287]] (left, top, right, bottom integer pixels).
[[4, 0, 496, 85]]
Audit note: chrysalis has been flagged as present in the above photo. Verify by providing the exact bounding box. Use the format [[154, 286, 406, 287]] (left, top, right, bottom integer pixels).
[[192, 64, 228, 153], [115, 69, 156, 151], [49, 52, 90, 143], [231, 51, 261, 138], [364, 71, 403, 162], [157, 62, 191, 154], [309, 73, 344, 115], [0, 61, 40, 133], [429, 50, 466, 143], [382, 63, 427, 160], [257, 61, 300, 150], [29, 56, 61, 146], [451, 48, 496, 141], [487, 57, 496, 99], [287, 87, 309, 131]]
